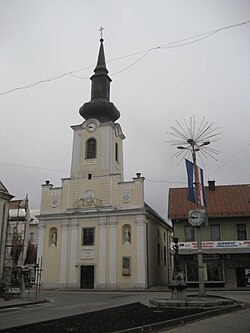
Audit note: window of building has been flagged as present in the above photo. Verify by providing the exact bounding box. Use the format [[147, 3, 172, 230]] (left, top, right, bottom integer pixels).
[[30, 232, 34, 242], [236, 224, 247, 240], [185, 226, 195, 241], [186, 261, 224, 282], [210, 225, 220, 241], [122, 256, 131, 276], [88, 174, 92, 180], [82, 228, 95, 245], [164, 246, 167, 266], [157, 228, 160, 238], [206, 262, 224, 281], [115, 143, 118, 162], [164, 232, 166, 241], [186, 262, 198, 281], [86, 138, 96, 159], [157, 243, 160, 265]]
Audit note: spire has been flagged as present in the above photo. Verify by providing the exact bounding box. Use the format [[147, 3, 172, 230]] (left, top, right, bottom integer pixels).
[[79, 38, 120, 123], [94, 38, 108, 76], [90, 38, 110, 101]]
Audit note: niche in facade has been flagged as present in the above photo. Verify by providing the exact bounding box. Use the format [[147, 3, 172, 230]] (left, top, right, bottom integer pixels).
[[49, 227, 57, 247], [122, 224, 131, 245]]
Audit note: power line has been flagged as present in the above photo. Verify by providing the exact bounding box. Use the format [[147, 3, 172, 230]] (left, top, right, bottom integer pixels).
[[0, 20, 249, 96], [0, 162, 69, 173], [145, 178, 186, 184], [111, 49, 153, 75], [207, 142, 250, 178], [1, 142, 249, 184]]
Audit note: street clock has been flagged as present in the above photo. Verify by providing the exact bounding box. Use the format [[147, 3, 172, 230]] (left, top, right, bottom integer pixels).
[[188, 209, 205, 226]]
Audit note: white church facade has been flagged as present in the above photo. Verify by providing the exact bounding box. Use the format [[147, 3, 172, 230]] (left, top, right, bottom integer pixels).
[[37, 38, 172, 289]]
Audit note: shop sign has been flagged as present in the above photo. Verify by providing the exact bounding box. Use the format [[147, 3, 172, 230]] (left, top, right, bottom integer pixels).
[[177, 240, 250, 250]]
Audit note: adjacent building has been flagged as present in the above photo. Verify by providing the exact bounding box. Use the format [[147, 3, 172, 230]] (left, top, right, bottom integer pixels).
[[37, 38, 172, 289], [168, 181, 250, 288], [0, 182, 14, 283]]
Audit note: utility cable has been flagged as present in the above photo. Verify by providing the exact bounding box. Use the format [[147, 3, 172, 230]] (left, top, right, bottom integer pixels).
[[0, 20, 249, 96], [207, 142, 250, 178], [0, 162, 69, 173]]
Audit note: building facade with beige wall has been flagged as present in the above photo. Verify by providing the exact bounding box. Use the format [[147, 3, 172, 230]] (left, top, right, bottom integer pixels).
[[37, 39, 172, 289], [168, 181, 250, 288]]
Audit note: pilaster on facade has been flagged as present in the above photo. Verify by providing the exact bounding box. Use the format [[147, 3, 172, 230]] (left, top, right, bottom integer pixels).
[[59, 221, 69, 288], [108, 217, 117, 288], [135, 216, 147, 288], [69, 219, 79, 288], [98, 217, 107, 288], [37, 220, 46, 261]]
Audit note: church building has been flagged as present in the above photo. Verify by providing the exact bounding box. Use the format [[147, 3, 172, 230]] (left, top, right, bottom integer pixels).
[[37, 38, 172, 289]]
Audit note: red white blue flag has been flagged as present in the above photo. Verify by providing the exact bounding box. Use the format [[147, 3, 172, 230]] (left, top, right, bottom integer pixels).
[[185, 159, 207, 207], [185, 159, 195, 203]]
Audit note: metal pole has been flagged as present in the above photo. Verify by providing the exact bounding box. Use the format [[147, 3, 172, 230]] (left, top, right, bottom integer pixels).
[[197, 226, 205, 296], [192, 144, 205, 297]]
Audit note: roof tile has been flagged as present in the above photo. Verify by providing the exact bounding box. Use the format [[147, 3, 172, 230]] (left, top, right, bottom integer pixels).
[[168, 184, 250, 219]]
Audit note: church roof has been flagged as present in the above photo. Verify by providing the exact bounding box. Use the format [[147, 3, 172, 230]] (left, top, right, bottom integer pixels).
[[79, 38, 120, 123], [145, 202, 172, 230], [168, 183, 250, 220]]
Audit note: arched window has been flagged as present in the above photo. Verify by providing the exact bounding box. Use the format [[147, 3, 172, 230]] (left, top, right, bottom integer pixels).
[[86, 138, 96, 159], [115, 143, 118, 162]]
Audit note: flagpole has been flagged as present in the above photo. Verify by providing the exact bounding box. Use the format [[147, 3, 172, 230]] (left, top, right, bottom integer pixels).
[[190, 139, 205, 297]]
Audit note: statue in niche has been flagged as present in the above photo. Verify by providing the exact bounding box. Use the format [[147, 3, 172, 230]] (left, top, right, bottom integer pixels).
[[50, 228, 57, 247], [123, 226, 131, 245]]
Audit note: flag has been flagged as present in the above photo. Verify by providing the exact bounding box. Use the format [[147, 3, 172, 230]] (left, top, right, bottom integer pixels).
[[185, 159, 207, 207], [185, 159, 195, 203], [195, 164, 207, 207]]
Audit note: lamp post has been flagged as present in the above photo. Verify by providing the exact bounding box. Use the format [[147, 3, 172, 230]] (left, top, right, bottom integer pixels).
[[178, 139, 210, 297], [167, 116, 220, 297]]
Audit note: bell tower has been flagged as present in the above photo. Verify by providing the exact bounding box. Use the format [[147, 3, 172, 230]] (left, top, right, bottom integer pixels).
[[79, 38, 120, 123], [69, 38, 125, 206]]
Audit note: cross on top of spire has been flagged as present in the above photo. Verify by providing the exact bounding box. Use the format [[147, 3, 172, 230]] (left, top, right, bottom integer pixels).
[[98, 26, 105, 41]]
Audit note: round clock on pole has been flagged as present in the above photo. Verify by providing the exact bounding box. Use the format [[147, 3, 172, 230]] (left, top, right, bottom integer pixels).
[[188, 209, 205, 226]]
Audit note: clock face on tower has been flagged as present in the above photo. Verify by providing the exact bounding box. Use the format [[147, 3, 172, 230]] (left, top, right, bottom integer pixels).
[[86, 122, 97, 133]]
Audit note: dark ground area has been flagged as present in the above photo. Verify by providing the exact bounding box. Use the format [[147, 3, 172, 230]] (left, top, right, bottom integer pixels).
[[0, 302, 208, 333]]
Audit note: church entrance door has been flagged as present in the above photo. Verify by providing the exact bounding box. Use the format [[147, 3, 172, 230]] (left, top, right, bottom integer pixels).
[[80, 265, 94, 289]]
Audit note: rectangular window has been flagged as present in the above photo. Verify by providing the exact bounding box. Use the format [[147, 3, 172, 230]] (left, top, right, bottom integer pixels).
[[186, 261, 224, 282], [186, 262, 198, 281], [164, 246, 167, 266], [185, 226, 195, 241], [237, 224, 247, 240], [115, 143, 119, 162], [210, 225, 220, 241], [157, 243, 161, 265], [82, 228, 95, 245], [206, 262, 224, 281], [122, 257, 131, 276], [88, 174, 92, 179]]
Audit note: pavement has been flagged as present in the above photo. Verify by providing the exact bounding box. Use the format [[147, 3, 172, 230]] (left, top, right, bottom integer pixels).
[[0, 289, 249, 333], [0, 295, 47, 310], [0, 287, 248, 310]]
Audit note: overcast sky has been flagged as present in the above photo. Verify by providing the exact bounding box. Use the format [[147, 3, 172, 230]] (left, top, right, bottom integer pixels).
[[1, 0, 249, 218]]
